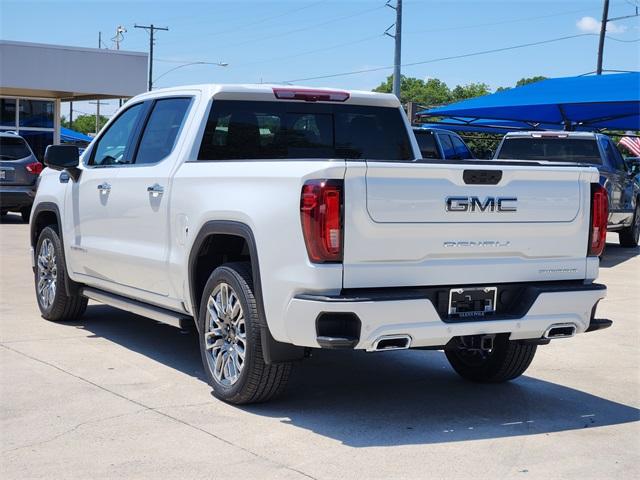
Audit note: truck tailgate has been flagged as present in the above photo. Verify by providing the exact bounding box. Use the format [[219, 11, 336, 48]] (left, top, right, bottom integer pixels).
[[342, 161, 598, 288]]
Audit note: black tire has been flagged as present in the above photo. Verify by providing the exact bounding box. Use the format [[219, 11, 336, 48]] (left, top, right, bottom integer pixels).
[[34, 226, 87, 322], [445, 334, 537, 383], [198, 262, 291, 404], [619, 203, 640, 248], [21, 206, 32, 224]]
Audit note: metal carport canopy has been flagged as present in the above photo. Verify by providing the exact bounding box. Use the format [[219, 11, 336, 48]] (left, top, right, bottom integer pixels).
[[420, 72, 640, 131]]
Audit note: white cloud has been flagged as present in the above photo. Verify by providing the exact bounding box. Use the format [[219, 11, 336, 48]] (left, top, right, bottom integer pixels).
[[577, 16, 627, 34]]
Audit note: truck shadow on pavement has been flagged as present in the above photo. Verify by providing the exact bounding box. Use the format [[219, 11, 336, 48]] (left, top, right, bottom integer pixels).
[[79, 304, 639, 447], [600, 242, 639, 268]]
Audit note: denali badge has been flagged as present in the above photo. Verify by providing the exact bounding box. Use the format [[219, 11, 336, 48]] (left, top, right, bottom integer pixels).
[[444, 240, 511, 248], [446, 196, 517, 212]]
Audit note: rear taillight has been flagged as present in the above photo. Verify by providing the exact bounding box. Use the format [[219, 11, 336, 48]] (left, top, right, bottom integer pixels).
[[300, 179, 343, 263], [589, 184, 608, 257], [273, 87, 350, 102], [25, 162, 43, 175]]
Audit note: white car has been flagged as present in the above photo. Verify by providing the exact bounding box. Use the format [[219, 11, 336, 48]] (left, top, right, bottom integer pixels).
[[31, 84, 611, 404]]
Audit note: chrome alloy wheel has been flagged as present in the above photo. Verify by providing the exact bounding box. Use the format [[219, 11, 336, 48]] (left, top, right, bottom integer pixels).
[[37, 238, 57, 309], [204, 282, 247, 386]]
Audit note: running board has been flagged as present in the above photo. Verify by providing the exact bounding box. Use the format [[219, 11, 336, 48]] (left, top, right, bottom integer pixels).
[[81, 287, 191, 328]]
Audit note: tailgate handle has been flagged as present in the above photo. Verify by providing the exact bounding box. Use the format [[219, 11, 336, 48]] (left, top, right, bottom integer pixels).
[[463, 170, 502, 185]]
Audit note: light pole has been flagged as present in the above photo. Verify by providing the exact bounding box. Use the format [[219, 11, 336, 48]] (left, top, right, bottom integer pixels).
[[153, 61, 229, 85]]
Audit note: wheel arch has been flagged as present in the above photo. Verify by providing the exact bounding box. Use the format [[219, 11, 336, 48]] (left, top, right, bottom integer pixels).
[[188, 220, 303, 364], [30, 202, 80, 296]]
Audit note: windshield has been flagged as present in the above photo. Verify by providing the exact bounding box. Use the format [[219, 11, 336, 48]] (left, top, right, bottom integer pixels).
[[0, 136, 32, 160], [497, 137, 601, 163]]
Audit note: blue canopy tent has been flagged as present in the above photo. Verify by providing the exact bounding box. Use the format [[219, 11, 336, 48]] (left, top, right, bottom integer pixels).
[[417, 119, 567, 134], [418, 72, 640, 132], [60, 127, 92, 143]]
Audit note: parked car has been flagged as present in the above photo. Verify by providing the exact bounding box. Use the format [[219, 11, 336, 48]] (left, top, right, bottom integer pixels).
[[32, 85, 610, 404], [0, 132, 42, 222], [413, 127, 474, 160], [495, 131, 640, 247], [626, 157, 640, 182]]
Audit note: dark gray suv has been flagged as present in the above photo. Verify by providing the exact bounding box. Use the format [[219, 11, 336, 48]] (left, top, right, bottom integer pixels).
[[0, 132, 42, 222]]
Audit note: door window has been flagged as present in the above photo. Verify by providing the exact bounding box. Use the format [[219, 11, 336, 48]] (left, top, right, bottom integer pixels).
[[598, 137, 614, 169], [135, 98, 191, 165], [415, 130, 441, 159], [437, 133, 456, 159], [89, 103, 144, 167], [608, 140, 627, 172], [451, 135, 472, 159]]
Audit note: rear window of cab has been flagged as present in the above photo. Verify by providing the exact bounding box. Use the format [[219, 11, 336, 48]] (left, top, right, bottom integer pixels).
[[197, 100, 413, 161]]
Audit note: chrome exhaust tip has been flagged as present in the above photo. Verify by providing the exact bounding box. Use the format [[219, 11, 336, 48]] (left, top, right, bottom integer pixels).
[[370, 335, 412, 351], [543, 323, 577, 339]]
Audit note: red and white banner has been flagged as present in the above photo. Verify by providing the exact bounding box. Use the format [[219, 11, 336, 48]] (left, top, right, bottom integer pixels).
[[619, 136, 640, 157]]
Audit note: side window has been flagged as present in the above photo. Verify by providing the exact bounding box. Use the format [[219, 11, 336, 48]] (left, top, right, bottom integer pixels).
[[599, 137, 619, 170], [437, 133, 455, 159], [414, 131, 441, 159], [89, 103, 144, 166], [451, 135, 471, 159], [135, 98, 191, 165], [609, 140, 626, 172]]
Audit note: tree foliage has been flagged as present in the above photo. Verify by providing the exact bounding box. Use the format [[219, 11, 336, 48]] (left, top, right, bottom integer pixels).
[[61, 114, 108, 135], [373, 75, 489, 106]]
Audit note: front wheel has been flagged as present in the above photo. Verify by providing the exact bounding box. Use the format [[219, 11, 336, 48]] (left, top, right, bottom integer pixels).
[[445, 334, 537, 383], [34, 226, 87, 321], [619, 204, 640, 248], [198, 262, 291, 404]]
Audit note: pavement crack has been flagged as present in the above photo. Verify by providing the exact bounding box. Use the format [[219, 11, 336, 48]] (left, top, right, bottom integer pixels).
[[1, 343, 317, 480], [3, 409, 147, 454]]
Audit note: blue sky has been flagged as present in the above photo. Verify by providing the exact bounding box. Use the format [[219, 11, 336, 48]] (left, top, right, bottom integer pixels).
[[1, 0, 638, 117]]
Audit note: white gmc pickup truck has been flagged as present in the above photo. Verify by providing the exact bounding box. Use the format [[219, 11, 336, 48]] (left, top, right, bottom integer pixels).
[[31, 85, 611, 404]]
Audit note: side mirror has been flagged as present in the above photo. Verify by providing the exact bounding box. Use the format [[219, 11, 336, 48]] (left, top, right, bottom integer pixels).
[[44, 145, 81, 181]]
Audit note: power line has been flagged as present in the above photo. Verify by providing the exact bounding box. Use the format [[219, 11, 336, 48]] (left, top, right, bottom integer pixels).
[[404, 7, 599, 36], [201, 0, 329, 38], [158, 6, 600, 72], [279, 33, 605, 84], [233, 34, 383, 68], [220, 3, 385, 50]]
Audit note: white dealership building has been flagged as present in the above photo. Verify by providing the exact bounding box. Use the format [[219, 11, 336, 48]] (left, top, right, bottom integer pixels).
[[0, 40, 148, 159]]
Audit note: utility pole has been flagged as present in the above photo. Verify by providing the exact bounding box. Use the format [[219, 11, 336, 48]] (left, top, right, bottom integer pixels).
[[596, 0, 610, 75], [94, 33, 103, 134], [135, 24, 169, 91], [69, 102, 73, 127], [385, 0, 403, 99], [113, 25, 127, 106]]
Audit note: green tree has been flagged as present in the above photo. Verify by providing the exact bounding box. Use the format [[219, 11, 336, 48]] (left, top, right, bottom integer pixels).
[[451, 83, 490, 101], [497, 76, 548, 92], [62, 114, 108, 135], [373, 75, 452, 105], [515, 76, 547, 87]]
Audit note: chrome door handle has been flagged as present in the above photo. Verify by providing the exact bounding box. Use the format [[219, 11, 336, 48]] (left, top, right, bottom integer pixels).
[[147, 183, 164, 197], [97, 182, 111, 194]]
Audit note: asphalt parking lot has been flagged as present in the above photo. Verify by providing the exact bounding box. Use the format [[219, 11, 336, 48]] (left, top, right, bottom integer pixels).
[[0, 212, 638, 480]]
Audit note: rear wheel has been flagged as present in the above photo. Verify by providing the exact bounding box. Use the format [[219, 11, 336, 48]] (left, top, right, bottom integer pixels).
[[619, 204, 640, 248], [445, 334, 537, 383], [198, 262, 291, 404], [34, 226, 87, 321]]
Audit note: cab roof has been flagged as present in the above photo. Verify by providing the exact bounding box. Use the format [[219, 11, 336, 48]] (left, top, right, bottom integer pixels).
[[135, 84, 402, 108]]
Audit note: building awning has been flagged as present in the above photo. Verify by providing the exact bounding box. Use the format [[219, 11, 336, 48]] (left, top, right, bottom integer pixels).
[[0, 40, 148, 101], [419, 73, 640, 131]]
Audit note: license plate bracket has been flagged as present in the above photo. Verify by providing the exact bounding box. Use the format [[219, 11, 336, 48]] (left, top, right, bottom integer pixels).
[[448, 287, 497, 318]]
